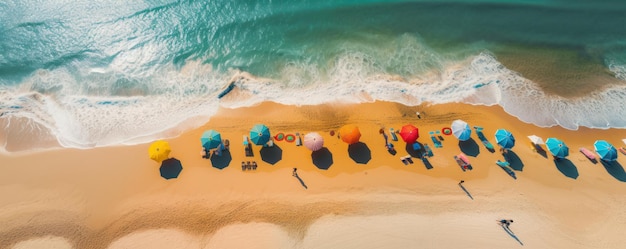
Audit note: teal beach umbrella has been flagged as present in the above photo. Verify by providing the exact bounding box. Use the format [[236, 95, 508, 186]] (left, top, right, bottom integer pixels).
[[201, 130, 222, 150], [594, 140, 617, 161], [545, 138, 568, 158], [495, 129, 515, 149], [250, 124, 271, 145]]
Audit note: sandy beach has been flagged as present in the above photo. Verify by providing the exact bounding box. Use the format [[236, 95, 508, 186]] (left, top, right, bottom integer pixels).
[[1, 101, 626, 249]]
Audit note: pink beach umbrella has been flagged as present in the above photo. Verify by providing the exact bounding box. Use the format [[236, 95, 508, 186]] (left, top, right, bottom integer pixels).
[[304, 132, 324, 151]]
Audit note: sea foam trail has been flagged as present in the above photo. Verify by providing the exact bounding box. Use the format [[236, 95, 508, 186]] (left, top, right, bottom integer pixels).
[[1, 52, 626, 153]]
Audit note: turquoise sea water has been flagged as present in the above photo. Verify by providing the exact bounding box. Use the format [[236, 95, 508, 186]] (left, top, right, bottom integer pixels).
[[1, 0, 626, 151]]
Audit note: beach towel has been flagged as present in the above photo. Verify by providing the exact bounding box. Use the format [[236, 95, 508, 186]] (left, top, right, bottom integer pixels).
[[424, 144, 434, 157], [454, 156, 468, 171], [496, 160, 516, 179]]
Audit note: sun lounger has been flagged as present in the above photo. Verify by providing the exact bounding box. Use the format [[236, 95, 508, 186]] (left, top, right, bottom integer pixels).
[[424, 144, 433, 157], [454, 155, 469, 171], [431, 135, 443, 148], [243, 135, 253, 157], [404, 156, 414, 164], [473, 126, 495, 151], [401, 157, 409, 165], [579, 147, 596, 160], [390, 128, 398, 141], [496, 160, 516, 179]]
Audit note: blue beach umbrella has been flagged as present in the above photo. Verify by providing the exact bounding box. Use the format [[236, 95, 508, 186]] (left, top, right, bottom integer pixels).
[[201, 130, 222, 150], [451, 119, 471, 141], [545, 138, 569, 158], [495, 129, 515, 149], [250, 124, 271, 145], [594, 140, 618, 161]]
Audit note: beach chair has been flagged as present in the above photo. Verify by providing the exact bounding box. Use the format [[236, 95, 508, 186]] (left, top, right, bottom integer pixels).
[[579, 147, 596, 161], [431, 135, 443, 148], [619, 147, 626, 156], [389, 128, 398, 141], [424, 144, 434, 157], [243, 135, 253, 157], [454, 156, 468, 172], [496, 160, 516, 179], [223, 139, 230, 150], [295, 132, 302, 146]]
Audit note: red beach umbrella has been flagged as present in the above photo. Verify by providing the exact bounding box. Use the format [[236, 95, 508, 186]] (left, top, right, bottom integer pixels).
[[400, 124, 419, 143]]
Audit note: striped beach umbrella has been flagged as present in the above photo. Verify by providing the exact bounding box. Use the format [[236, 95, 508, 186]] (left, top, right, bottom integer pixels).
[[545, 138, 568, 158], [149, 140, 171, 163], [303, 132, 324, 151], [451, 120, 471, 141], [594, 140, 618, 161], [339, 124, 361, 145], [200, 130, 222, 150], [399, 124, 419, 143], [495, 129, 515, 149], [250, 124, 271, 145]]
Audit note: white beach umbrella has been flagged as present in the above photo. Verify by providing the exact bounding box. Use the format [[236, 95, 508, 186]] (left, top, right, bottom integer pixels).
[[303, 132, 324, 151], [527, 135, 544, 145], [622, 139, 626, 145], [451, 119, 471, 141]]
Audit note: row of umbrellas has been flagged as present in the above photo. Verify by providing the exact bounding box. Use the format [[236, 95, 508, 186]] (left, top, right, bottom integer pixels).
[[529, 135, 619, 161]]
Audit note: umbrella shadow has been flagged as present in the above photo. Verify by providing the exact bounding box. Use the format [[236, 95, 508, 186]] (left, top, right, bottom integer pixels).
[[405, 142, 425, 158], [458, 183, 473, 200], [503, 151, 524, 171], [312, 147, 334, 170], [458, 138, 480, 157], [600, 160, 626, 182], [534, 144, 548, 158], [554, 158, 578, 179], [348, 142, 371, 164], [501, 225, 524, 246], [160, 158, 183, 180], [294, 174, 308, 189], [260, 145, 283, 165], [210, 150, 232, 170]]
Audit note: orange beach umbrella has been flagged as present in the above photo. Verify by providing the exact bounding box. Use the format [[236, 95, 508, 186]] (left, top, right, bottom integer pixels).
[[339, 124, 361, 145]]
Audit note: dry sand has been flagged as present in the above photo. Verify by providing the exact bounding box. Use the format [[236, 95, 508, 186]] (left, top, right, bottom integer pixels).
[[1, 101, 626, 248]]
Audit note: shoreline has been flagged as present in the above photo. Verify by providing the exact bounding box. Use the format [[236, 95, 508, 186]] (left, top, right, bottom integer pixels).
[[1, 101, 626, 248]]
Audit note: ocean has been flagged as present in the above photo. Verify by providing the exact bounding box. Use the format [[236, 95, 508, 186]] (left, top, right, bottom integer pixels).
[[1, 0, 626, 152]]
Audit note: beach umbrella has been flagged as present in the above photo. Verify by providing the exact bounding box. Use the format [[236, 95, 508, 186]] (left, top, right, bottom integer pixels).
[[527, 135, 544, 145], [200, 130, 222, 150], [148, 140, 171, 163], [451, 120, 471, 141], [545, 138, 568, 158], [622, 138, 626, 145], [594, 140, 618, 161], [399, 124, 419, 143], [339, 124, 361, 145], [303, 132, 324, 151], [495, 129, 515, 149], [250, 124, 271, 145]]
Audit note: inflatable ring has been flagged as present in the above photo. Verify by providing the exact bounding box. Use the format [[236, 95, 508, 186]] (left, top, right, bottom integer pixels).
[[285, 134, 296, 142], [274, 133, 284, 141], [441, 127, 452, 135]]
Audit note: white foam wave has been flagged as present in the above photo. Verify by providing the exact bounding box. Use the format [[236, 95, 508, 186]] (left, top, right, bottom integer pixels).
[[3, 43, 626, 153]]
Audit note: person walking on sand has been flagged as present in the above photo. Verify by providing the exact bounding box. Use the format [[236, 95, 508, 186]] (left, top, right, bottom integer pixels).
[[499, 219, 514, 229], [459, 180, 465, 185], [292, 168, 298, 177]]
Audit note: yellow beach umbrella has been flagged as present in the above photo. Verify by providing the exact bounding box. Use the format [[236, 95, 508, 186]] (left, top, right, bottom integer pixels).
[[149, 140, 171, 163]]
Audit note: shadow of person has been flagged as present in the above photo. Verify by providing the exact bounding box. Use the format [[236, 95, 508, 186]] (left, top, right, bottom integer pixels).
[[600, 160, 626, 182], [458, 138, 480, 157], [554, 158, 579, 179], [312, 147, 334, 170], [348, 142, 371, 164], [503, 150, 525, 171], [458, 184, 473, 200], [210, 150, 232, 170], [294, 174, 308, 189], [501, 225, 524, 246]]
